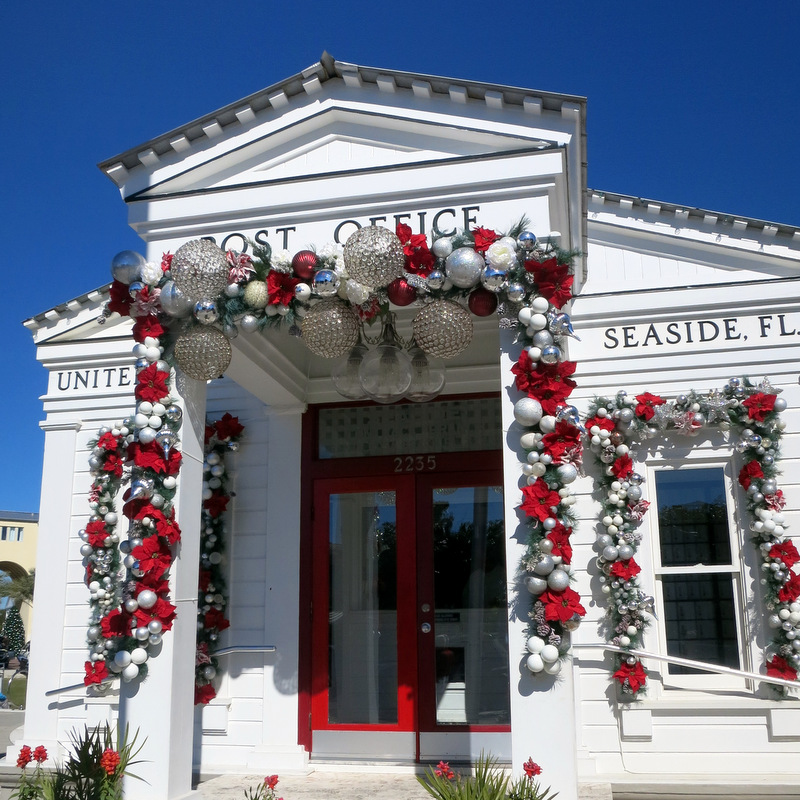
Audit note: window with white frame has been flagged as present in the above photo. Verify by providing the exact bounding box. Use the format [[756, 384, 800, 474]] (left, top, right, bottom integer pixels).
[[651, 465, 746, 682]]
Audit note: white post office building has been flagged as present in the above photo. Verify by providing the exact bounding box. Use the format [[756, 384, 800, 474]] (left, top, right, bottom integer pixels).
[[21, 55, 800, 800]]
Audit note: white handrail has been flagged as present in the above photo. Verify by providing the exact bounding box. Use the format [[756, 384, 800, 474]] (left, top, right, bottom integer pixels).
[[575, 642, 800, 691]]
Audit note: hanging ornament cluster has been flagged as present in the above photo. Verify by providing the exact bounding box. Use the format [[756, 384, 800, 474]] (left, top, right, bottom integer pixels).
[[586, 377, 795, 697], [508, 242, 587, 676], [194, 414, 244, 706]]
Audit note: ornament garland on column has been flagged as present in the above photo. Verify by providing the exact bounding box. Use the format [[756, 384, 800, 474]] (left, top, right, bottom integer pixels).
[[586, 377, 796, 698], [194, 414, 244, 705]]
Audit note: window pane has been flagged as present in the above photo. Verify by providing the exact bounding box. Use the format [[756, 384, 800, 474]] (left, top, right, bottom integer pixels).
[[655, 469, 731, 566], [662, 574, 740, 673]]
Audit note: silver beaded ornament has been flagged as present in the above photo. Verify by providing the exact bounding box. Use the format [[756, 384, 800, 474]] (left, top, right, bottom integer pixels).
[[173, 327, 232, 381], [171, 240, 229, 303], [342, 226, 405, 288], [301, 298, 360, 359], [412, 300, 473, 360]]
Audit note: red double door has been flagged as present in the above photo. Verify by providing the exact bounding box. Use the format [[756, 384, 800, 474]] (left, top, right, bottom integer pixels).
[[309, 465, 511, 762]]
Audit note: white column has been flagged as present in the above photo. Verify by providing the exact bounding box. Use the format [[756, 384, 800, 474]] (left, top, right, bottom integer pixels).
[[120, 374, 207, 800], [23, 421, 82, 753], [499, 329, 579, 800], [246, 405, 309, 773]]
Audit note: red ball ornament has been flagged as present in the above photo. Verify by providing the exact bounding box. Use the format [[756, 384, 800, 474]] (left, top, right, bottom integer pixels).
[[292, 250, 319, 280], [387, 278, 417, 306], [468, 288, 498, 317]]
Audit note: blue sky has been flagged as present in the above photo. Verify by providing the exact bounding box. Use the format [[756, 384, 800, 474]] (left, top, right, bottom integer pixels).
[[2, 2, 798, 513]]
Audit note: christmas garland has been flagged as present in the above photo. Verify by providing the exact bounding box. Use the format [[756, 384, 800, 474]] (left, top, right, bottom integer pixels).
[[194, 414, 243, 705], [586, 378, 796, 697]]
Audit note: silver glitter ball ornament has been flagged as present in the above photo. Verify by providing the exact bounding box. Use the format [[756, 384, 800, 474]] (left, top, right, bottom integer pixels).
[[427, 270, 445, 290], [239, 313, 260, 334], [445, 247, 484, 289], [174, 326, 232, 381], [160, 280, 193, 318], [481, 265, 507, 293], [312, 268, 340, 297], [525, 575, 547, 595], [517, 231, 537, 251], [531, 330, 554, 349], [507, 282, 526, 302], [412, 300, 473, 359], [171, 239, 229, 303], [514, 397, 543, 427], [194, 299, 219, 325], [539, 345, 561, 364], [342, 226, 405, 288], [431, 237, 454, 259], [301, 297, 360, 358], [547, 568, 570, 591], [111, 250, 146, 285]]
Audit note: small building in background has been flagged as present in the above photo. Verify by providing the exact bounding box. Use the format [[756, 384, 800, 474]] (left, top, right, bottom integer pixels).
[[0, 511, 38, 644]]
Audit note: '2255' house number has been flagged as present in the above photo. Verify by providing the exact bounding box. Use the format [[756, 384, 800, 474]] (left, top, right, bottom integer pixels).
[[394, 455, 437, 472]]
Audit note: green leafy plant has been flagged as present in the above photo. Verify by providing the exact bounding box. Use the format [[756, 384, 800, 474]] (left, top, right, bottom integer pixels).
[[417, 754, 557, 800], [11, 724, 144, 800]]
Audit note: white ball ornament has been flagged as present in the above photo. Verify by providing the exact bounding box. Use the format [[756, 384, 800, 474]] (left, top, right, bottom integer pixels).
[[137, 590, 157, 609], [514, 397, 543, 427], [544, 659, 562, 675], [130, 648, 149, 665], [526, 653, 545, 673], [526, 636, 546, 654], [525, 576, 548, 595], [134, 413, 149, 429], [163, 476, 177, 490], [556, 464, 578, 484], [527, 347, 542, 362], [122, 663, 140, 682], [529, 313, 548, 331], [774, 397, 787, 413], [114, 650, 132, 668], [530, 296, 550, 314], [540, 644, 559, 663], [520, 432, 538, 450], [539, 415, 557, 434], [518, 307, 533, 326], [138, 427, 157, 445]]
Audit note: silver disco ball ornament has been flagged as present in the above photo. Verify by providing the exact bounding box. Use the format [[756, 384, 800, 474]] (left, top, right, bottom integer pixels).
[[160, 280, 193, 318], [301, 297, 360, 358], [445, 247, 484, 289], [312, 268, 340, 297], [111, 250, 146, 285], [194, 299, 219, 325], [412, 300, 473, 360], [481, 265, 507, 293], [517, 231, 537, 251], [171, 239, 229, 303], [540, 345, 561, 364], [342, 226, 405, 288], [173, 327, 232, 381], [507, 282, 526, 303], [427, 270, 445, 290]]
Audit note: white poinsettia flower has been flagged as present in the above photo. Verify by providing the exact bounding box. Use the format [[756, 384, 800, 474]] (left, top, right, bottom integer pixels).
[[271, 249, 292, 271], [141, 261, 163, 285], [485, 240, 518, 271]]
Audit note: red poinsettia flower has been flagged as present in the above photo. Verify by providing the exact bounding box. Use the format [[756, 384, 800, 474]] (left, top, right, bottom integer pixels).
[[613, 659, 647, 693], [523, 758, 542, 778], [611, 454, 633, 479], [546, 523, 573, 565], [396, 224, 435, 276], [610, 558, 641, 581], [135, 597, 177, 631], [214, 413, 244, 441], [161, 252, 173, 272], [634, 393, 665, 421], [738, 460, 764, 490], [585, 415, 615, 433], [541, 421, 583, 464], [267, 270, 301, 306], [743, 392, 777, 422], [135, 364, 170, 403], [204, 492, 230, 518], [471, 226, 498, 253], [107, 280, 132, 317], [100, 610, 130, 639], [205, 424, 216, 445], [135, 574, 169, 597], [204, 608, 230, 631], [520, 482, 561, 522], [102, 453, 124, 478], [525, 363, 578, 415], [770, 541, 800, 569], [128, 441, 182, 476], [198, 569, 212, 593], [132, 536, 172, 576], [778, 573, 800, 603], [84, 660, 109, 686], [156, 512, 181, 545], [195, 683, 217, 705], [85, 520, 109, 548], [533, 263, 574, 309], [766, 655, 798, 682], [97, 432, 121, 452], [132, 314, 165, 344], [539, 586, 586, 623]]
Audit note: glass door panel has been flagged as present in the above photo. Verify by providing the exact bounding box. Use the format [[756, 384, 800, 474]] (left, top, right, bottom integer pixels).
[[328, 490, 398, 724]]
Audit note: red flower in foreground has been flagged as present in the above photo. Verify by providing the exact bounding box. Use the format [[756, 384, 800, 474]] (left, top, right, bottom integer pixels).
[[766, 655, 798, 682], [100, 748, 120, 776], [204, 492, 230, 518], [634, 393, 665, 421], [434, 761, 455, 780], [610, 558, 641, 581], [539, 587, 586, 623], [471, 226, 498, 253], [135, 364, 170, 403], [613, 660, 647, 693], [156, 512, 181, 545], [520, 482, 561, 522], [265, 775, 279, 790], [214, 413, 244, 441], [396, 224, 435, 276], [135, 597, 177, 631], [16, 746, 32, 768], [738, 460, 764, 490], [84, 660, 109, 686], [97, 431, 121, 452], [195, 683, 216, 705], [541, 421, 583, 464], [102, 452, 124, 478], [522, 758, 542, 778], [770, 541, 800, 569], [132, 536, 172, 576], [128, 440, 182, 475], [267, 270, 301, 306], [85, 520, 110, 548], [611, 454, 633, 479], [533, 262, 574, 309], [33, 746, 47, 764], [778, 573, 800, 603], [743, 392, 776, 422]]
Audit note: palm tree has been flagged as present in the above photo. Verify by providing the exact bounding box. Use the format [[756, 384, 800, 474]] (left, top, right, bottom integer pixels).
[[0, 569, 35, 610]]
